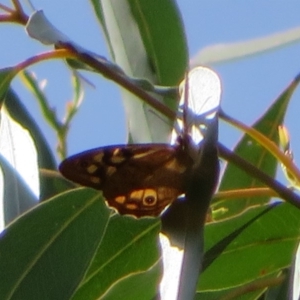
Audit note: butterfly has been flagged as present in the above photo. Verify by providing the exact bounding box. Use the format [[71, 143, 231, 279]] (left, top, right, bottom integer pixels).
[[59, 67, 221, 217]]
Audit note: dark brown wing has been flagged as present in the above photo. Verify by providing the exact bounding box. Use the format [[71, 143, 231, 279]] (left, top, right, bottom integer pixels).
[[59, 143, 193, 217]]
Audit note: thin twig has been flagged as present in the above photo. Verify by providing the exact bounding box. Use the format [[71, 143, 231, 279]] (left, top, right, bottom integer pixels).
[[220, 110, 300, 185], [12, 0, 23, 13], [218, 143, 300, 209], [60, 43, 177, 120], [214, 187, 277, 201], [0, 0, 29, 24], [219, 274, 285, 300], [0, 3, 14, 13]]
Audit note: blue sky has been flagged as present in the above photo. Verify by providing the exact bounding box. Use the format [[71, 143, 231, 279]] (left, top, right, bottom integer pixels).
[[1, 0, 300, 175]]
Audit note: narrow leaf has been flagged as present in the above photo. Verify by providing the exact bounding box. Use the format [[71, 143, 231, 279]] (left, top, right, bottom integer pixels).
[[0, 154, 37, 230], [216, 74, 300, 219], [91, 0, 188, 142], [0, 68, 18, 105], [192, 26, 300, 66], [4, 90, 66, 200]]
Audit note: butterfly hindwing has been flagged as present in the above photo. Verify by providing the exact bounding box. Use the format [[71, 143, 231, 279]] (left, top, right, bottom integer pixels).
[[59, 143, 193, 217]]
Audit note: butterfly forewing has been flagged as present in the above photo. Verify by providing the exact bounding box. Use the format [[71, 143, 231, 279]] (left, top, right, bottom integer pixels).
[[59, 143, 193, 217]]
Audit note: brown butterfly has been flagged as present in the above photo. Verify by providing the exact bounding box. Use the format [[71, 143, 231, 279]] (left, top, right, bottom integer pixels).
[[59, 67, 221, 217], [59, 142, 193, 217]]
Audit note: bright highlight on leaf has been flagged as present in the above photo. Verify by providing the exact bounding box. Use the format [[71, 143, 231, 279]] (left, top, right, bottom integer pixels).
[[0, 109, 39, 230], [278, 125, 300, 190], [0, 109, 39, 197], [278, 125, 290, 153], [161, 66, 221, 300], [171, 67, 221, 145]]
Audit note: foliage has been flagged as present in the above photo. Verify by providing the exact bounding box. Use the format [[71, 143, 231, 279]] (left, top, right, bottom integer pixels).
[[1, 1, 300, 300]]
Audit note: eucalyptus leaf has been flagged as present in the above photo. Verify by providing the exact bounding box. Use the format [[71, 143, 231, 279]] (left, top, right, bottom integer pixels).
[[91, 0, 188, 142], [4, 89, 65, 200], [0, 189, 110, 300], [0, 109, 39, 230], [71, 212, 161, 299], [0, 67, 18, 104], [199, 203, 300, 291], [216, 73, 300, 219], [0, 154, 37, 229], [192, 26, 300, 66]]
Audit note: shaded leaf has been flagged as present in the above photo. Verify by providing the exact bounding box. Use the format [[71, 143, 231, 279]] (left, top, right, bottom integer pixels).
[[198, 203, 300, 291], [0, 68, 18, 105], [0, 189, 110, 300], [72, 213, 161, 299], [99, 261, 161, 300], [128, 0, 188, 85], [195, 272, 278, 300]]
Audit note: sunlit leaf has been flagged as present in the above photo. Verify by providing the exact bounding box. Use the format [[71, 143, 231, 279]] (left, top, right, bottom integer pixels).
[[90, 0, 188, 142], [0, 154, 37, 230], [0, 108, 39, 229], [4, 90, 63, 200]]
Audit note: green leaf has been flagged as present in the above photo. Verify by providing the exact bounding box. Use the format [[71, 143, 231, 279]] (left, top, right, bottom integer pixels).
[[72, 213, 161, 300], [90, 0, 188, 142], [99, 262, 161, 300], [215, 74, 300, 219], [195, 272, 275, 300], [198, 203, 300, 291], [20, 71, 61, 134], [0, 188, 110, 300], [0, 186, 162, 300], [128, 0, 188, 85], [0, 68, 18, 105]]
